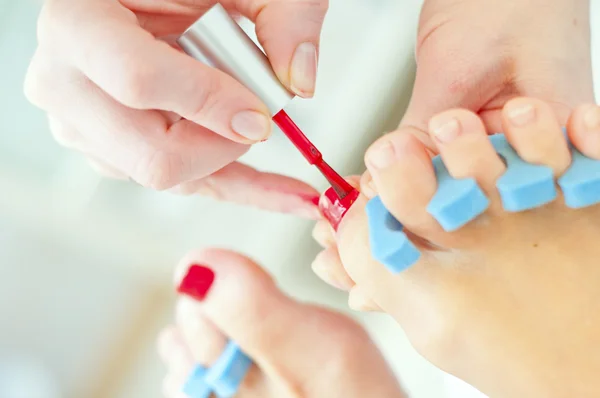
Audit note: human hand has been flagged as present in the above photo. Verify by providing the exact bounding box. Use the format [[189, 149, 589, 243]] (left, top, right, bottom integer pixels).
[[312, 99, 600, 398], [24, 0, 328, 217], [401, 0, 594, 148]]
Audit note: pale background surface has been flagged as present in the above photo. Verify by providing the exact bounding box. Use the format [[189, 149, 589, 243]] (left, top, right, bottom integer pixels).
[[0, 1, 598, 398]]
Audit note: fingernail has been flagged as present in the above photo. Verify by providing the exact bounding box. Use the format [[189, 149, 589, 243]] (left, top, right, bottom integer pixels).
[[584, 106, 600, 130], [177, 264, 215, 301], [231, 110, 271, 141], [506, 102, 537, 127], [430, 116, 461, 143], [290, 42, 317, 97], [366, 140, 396, 170], [318, 187, 360, 230]]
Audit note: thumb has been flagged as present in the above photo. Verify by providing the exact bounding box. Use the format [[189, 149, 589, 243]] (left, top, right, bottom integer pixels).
[[399, 34, 508, 152], [241, 0, 329, 98]]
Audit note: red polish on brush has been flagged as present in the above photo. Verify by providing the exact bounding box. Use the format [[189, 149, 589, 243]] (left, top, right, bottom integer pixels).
[[177, 3, 358, 227], [272, 110, 358, 228]]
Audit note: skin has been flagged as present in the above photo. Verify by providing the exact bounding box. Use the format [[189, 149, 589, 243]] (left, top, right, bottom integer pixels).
[[24, 0, 327, 217], [313, 99, 600, 398], [158, 248, 406, 398], [399, 0, 594, 149]]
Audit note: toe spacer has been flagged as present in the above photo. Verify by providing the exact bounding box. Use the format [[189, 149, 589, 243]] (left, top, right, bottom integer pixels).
[[426, 156, 489, 231], [490, 134, 556, 211], [558, 144, 600, 208], [183, 365, 212, 398], [366, 196, 421, 273], [205, 341, 252, 398]]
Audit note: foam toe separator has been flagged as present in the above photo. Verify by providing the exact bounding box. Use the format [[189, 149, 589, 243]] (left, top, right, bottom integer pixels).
[[426, 156, 489, 231], [558, 144, 600, 208], [183, 365, 212, 398], [490, 134, 556, 211], [205, 342, 252, 398], [366, 196, 421, 273]]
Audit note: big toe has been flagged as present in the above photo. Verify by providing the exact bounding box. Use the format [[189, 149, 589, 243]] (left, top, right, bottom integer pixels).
[[174, 248, 399, 397]]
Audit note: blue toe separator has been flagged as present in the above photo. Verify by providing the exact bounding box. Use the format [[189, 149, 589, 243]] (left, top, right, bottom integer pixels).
[[490, 134, 556, 211], [426, 156, 489, 231], [205, 341, 252, 398], [558, 143, 600, 208], [183, 365, 212, 398], [366, 196, 421, 273]]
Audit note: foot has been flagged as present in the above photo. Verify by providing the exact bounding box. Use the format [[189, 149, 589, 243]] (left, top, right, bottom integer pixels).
[[157, 248, 405, 398], [312, 99, 600, 398]]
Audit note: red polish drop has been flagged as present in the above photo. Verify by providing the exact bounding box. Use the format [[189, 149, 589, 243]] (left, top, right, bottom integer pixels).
[[177, 264, 215, 301]]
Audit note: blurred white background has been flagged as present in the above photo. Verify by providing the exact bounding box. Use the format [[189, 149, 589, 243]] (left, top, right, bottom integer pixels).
[[0, 1, 598, 398]]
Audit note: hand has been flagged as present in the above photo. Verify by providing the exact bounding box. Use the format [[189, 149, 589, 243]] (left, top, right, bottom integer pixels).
[[24, 0, 327, 217], [401, 0, 594, 148]]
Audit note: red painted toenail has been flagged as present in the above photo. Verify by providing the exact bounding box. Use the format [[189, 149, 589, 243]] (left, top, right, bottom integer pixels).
[[319, 187, 360, 230], [177, 264, 215, 301]]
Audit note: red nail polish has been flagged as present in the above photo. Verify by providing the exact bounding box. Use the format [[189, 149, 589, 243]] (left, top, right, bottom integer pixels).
[[177, 264, 215, 301], [311, 196, 320, 206], [319, 187, 360, 230]]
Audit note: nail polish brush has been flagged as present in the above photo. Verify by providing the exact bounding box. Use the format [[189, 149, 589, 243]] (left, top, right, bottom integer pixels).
[[177, 3, 358, 228]]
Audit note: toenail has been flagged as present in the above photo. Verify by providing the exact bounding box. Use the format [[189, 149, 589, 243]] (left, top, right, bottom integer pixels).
[[506, 103, 537, 127], [584, 106, 600, 129], [178, 264, 215, 301], [367, 140, 396, 169], [430, 116, 461, 143]]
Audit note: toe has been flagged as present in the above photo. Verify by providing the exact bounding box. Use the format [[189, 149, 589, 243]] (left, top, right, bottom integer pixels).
[[312, 219, 335, 248], [502, 97, 571, 175], [157, 326, 195, 375], [567, 104, 600, 159], [175, 297, 228, 365], [429, 109, 505, 201], [348, 286, 381, 312], [174, 249, 349, 379], [311, 247, 355, 291], [359, 171, 377, 199], [364, 127, 444, 240]]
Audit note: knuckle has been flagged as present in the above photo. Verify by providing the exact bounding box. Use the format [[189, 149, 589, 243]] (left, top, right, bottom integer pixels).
[[183, 74, 220, 122], [110, 54, 157, 108]]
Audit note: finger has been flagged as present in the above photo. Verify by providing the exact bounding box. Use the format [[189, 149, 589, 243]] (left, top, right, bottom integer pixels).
[[87, 156, 128, 180], [37, 69, 250, 190], [400, 21, 508, 151], [170, 162, 321, 218], [47, 116, 85, 151], [43, 0, 271, 143], [237, 0, 329, 97], [311, 247, 355, 291]]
